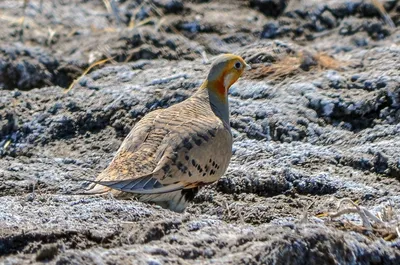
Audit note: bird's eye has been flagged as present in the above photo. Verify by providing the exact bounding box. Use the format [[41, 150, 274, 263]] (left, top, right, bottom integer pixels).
[[234, 62, 242, 69]]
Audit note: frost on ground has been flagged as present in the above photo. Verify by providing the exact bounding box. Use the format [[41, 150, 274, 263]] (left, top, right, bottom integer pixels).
[[1, 0, 400, 264]]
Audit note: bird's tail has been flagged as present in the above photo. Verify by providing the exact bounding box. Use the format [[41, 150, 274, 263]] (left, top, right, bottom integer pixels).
[[78, 171, 115, 195], [80, 181, 196, 212], [82, 182, 111, 195], [77, 172, 200, 212]]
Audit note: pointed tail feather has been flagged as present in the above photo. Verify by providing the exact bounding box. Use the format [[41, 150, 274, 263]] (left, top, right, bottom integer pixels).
[[76, 175, 200, 212], [81, 182, 111, 195], [68, 175, 112, 195], [87, 176, 185, 195]]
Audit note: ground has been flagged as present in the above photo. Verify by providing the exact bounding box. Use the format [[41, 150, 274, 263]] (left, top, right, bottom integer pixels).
[[1, 0, 400, 264]]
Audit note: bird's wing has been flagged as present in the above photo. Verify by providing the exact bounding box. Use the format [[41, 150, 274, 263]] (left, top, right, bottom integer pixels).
[[83, 108, 170, 193]]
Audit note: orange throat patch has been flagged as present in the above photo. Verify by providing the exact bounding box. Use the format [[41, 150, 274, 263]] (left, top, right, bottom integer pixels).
[[202, 79, 227, 102]]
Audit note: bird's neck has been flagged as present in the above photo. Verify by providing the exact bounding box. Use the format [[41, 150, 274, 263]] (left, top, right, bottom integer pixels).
[[198, 80, 230, 126]]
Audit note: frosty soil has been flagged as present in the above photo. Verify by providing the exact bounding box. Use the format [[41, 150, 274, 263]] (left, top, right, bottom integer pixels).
[[1, 0, 400, 264]]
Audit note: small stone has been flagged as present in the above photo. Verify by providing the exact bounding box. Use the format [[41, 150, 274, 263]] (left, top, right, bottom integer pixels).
[[13, 91, 22, 97], [35, 244, 59, 261], [153, 0, 184, 14], [261, 22, 280, 39], [249, 0, 287, 17], [319, 10, 337, 28], [364, 80, 373, 90], [351, 74, 360, 82]]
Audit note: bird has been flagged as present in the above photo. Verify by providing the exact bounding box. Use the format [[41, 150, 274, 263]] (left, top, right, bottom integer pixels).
[[84, 54, 251, 212]]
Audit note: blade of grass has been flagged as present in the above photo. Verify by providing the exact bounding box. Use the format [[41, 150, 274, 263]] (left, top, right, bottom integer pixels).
[[371, 0, 395, 28], [3, 140, 11, 150], [129, 0, 148, 28], [65, 57, 115, 93]]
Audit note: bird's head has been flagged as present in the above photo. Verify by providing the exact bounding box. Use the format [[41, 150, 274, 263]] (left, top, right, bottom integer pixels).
[[202, 54, 251, 102]]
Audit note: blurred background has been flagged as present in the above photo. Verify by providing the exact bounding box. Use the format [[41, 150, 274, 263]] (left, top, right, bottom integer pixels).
[[0, 0, 398, 90]]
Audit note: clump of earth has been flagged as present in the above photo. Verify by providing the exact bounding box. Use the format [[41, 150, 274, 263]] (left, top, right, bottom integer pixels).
[[1, 0, 400, 264]]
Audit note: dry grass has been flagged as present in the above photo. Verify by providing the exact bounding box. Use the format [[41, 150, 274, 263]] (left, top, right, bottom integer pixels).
[[371, 0, 395, 28], [64, 1, 176, 92], [317, 198, 400, 241], [313, 52, 343, 70], [245, 51, 345, 81], [65, 0, 205, 91], [64, 57, 115, 93], [268, 56, 302, 79]]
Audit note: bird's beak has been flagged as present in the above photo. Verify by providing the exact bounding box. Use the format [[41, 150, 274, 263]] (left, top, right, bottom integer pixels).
[[245, 62, 252, 70]]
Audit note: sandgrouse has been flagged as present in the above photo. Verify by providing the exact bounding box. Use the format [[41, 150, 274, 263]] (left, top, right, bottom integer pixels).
[[85, 54, 251, 212]]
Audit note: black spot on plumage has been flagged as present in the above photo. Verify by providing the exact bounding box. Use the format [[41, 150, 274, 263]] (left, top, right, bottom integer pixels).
[[177, 162, 187, 173], [162, 165, 170, 173], [209, 159, 212, 163], [210, 169, 216, 175], [183, 139, 193, 150], [205, 164, 209, 172], [202, 172, 206, 177], [188, 171, 192, 177], [208, 129, 216, 137], [185, 155, 189, 161], [181, 187, 199, 202], [192, 159, 196, 167], [171, 153, 178, 163], [194, 138, 202, 146], [197, 133, 209, 142]]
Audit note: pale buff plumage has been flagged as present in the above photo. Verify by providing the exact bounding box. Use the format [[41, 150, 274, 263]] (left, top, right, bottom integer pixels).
[[84, 54, 250, 212]]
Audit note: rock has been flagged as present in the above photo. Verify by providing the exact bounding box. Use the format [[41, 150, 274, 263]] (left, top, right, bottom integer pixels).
[[152, 0, 184, 14], [249, 0, 288, 17], [260, 22, 281, 39], [36, 244, 59, 262]]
